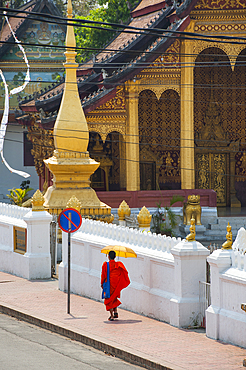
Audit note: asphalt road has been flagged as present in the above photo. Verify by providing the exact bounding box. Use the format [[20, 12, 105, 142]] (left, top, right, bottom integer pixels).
[[0, 314, 143, 370]]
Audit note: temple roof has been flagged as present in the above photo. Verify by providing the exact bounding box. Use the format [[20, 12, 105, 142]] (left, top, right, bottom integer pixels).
[[0, 0, 65, 59], [19, 0, 198, 121]]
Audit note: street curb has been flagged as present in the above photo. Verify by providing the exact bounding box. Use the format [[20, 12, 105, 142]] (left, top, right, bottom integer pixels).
[[0, 304, 174, 370]]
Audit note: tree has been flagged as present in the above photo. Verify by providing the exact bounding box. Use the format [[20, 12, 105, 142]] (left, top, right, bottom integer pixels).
[[75, 0, 139, 62]]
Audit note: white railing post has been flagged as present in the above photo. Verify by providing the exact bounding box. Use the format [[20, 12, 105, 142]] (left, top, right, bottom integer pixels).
[[170, 239, 210, 328], [206, 249, 232, 340], [23, 209, 52, 280]]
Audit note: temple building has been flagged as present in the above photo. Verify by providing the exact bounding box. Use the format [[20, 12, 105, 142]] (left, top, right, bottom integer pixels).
[[16, 0, 246, 207]]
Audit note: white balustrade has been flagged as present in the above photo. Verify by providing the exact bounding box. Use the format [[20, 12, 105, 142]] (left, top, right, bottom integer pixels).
[[0, 202, 30, 219], [80, 218, 181, 253]]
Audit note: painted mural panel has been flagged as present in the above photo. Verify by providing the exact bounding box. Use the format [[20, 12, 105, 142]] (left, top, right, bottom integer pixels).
[[0, 71, 63, 110], [1, 21, 65, 61], [0, 19, 65, 109]]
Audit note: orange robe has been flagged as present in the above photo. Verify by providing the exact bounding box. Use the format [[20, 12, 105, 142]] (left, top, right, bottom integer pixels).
[[101, 260, 130, 311]]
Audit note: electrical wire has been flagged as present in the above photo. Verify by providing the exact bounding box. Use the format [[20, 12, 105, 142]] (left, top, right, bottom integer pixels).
[[2, 6, 246, 45], [3, 136, 246, 181], [1, 37, 246, 65], [4, 122, 246, 151]]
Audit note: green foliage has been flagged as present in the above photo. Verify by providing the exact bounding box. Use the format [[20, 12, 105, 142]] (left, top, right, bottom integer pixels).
[[7, 187, 33, 207], [75, 0, 138, 62], [151, 195, 184, 237]]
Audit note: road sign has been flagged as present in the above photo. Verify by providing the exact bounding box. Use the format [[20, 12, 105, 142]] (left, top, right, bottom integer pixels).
[[58, 208, 82, 233], [58, 208, 82, 314]]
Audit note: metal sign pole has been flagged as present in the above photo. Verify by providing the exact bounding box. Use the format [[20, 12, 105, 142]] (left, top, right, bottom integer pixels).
[[67, 212, 71, 314]]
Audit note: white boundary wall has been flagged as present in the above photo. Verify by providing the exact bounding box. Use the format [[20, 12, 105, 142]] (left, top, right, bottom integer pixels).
[[59, 218, 209, 327], [0, 202, 52, 279], [206, 229, 246, 348]]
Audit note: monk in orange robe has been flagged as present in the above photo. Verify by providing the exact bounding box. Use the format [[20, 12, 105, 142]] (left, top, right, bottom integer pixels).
[[101, 250, 130, 321]]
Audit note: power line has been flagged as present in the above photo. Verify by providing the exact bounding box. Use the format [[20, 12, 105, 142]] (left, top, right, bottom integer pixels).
[[2, 6, 246, 45], [1, 37, 246, 64], [3, 136, 246, 181], [5, 122, 246, 151]]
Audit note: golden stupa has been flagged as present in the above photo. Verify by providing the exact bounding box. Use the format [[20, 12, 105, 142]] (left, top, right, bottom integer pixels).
[[43, 0, 112, 221]]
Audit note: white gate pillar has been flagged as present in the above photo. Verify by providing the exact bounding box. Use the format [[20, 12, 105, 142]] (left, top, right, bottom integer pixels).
[[170, 239, 209, 327], [206, 249, 232, 340], [23, 209, 52, 280]]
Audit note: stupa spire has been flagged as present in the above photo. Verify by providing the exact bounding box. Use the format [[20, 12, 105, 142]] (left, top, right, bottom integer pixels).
[[43, 0, 112, 222], [53, 0, 89, 154]]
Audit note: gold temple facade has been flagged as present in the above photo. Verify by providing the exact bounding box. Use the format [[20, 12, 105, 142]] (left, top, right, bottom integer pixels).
[[19, 0, 246, 207], [85, 1, 246, 207]]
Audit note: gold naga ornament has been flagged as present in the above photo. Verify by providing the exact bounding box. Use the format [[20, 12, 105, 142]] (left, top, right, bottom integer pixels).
[[186, 217, 196, 242], [222, 222, 233, 250]]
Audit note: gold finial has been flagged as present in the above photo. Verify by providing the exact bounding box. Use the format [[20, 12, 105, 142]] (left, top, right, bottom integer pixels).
[[67, 0, 72, 18], [32, 189, 45, 211], [186, 216, 196, 242], [118, 200, 131, 221], [137, 206, 152, 228], [66, 195, 81, 211], [222, 222, 233, 250]]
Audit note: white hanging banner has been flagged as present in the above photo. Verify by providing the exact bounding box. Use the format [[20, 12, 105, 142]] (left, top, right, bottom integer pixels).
[[0, 14, 30, 178]]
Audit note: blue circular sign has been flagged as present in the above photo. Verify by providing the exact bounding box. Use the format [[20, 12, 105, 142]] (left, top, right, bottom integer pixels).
[[58, 208, 82, 233]]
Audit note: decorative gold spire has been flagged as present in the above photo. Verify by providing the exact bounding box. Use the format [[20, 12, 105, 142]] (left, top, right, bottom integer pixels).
[[118, 200, 131, 221], [186, 217, 196, 242], [137, 206, 152, 228], [32, 189, 45, 211], [66, 195, 81, 211], [222, 222, 233, 250], [53, 0, 89, 154]]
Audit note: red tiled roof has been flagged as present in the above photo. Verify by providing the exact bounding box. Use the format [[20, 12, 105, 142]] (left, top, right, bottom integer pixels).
[[132, 0, 166, 17], [95, 10, 162, 63], [0, 5, 35, 44]]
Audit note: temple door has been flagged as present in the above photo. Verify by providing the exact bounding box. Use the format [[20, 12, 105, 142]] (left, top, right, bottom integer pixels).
[[195, 152, 229, 206], [140, 162, 156, 190]]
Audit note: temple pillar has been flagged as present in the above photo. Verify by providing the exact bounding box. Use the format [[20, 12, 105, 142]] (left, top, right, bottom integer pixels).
[[119, 135, 126, 190], [125, 81, 140, 191], [180, 22, 195, 189]]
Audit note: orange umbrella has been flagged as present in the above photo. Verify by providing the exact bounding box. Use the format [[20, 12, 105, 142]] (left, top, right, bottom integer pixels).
[[101, 245, 137, 258]]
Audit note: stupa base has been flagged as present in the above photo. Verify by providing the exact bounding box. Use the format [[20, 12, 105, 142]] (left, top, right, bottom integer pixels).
[[44, 185, 113, 222]]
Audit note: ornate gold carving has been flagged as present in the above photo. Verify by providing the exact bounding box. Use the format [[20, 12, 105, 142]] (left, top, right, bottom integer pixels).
[[236, 151, 246, 181], [159, 151, 181, 183], [195, 0, 246, 10], [66, 196, 81, 211], [222, 222, 233, 249], [186, 217, 196, 242], [197, 154, 210, 189], [27, 121, 54, 176], [183, 195, 202, 226], [118, 200, 131, 221], [94, 86, 125, 112], [193, 40, 245, 70], [137, 206, 152, 228], [150, 40, 181, 68], [138, 89, 181, 187], [87, 115, 126, 124], [214, 153, 227, 204], [138, 77, 180, 98], [195, 91, 229, 147], [194, 23, 246, 33], [32, 189, 45, 211], [88, 123, 126, 143]]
